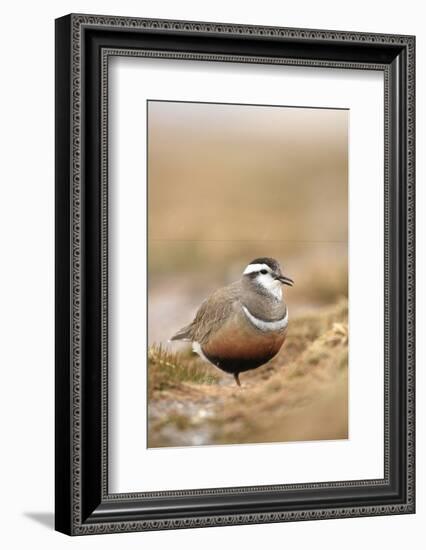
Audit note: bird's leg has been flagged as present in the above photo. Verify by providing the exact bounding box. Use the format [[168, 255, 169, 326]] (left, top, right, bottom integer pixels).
[[233, 372, 241, 387]]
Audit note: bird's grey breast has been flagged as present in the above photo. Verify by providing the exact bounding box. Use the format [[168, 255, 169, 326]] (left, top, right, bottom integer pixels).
[[242, 285, 287, 318], [241, 304, 288, 332], [239, 282, 288, 332]]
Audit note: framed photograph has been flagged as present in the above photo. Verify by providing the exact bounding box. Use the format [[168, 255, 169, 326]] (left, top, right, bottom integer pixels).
[[55, 14, 415, 535]]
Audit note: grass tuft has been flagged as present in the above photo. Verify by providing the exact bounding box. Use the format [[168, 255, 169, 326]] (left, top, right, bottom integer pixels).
[[148, 344, 219, 396]]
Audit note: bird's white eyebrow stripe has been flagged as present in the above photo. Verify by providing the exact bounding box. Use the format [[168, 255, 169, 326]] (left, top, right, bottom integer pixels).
[[243, 263, 272, 275], [242, 305, 288, 332]]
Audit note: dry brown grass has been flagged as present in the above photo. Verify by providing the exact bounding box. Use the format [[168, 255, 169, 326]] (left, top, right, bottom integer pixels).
[[148, 344, 220, 398], [148, 299, 348, 447], [214, 315, 348, 444]]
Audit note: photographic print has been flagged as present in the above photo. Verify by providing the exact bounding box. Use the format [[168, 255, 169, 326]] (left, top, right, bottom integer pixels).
[[56, 15, 415, 533], [147, 100, 349, 448]]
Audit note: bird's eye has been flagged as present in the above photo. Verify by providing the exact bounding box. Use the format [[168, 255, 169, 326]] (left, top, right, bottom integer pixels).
[[260, 269, 268, 275]]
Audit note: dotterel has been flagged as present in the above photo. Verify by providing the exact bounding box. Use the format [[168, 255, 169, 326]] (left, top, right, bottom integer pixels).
[[171, 257, 294, 386]]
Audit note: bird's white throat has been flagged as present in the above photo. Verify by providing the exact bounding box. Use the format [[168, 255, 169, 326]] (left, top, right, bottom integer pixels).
[[257, 274, 282, 300]]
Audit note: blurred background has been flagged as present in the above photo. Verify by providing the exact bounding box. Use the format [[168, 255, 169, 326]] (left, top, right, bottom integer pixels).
[[148, 100, 348, 345]]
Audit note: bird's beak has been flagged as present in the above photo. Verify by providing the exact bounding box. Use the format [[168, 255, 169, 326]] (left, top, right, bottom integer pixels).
[[276, 274, 294, 286]]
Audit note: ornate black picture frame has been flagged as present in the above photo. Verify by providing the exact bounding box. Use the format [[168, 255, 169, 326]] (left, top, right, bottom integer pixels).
[[55, 14, 415, 535]]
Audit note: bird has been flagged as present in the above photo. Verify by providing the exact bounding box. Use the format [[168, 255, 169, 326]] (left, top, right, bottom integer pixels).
[[170, 257, 294, 386]]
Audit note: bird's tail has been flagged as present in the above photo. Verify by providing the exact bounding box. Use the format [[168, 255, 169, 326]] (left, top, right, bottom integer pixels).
[[170, 325, 192, 342]]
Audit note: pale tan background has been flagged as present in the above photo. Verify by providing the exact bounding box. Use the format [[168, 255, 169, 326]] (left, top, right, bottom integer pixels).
[[148, 100, 348, 344]]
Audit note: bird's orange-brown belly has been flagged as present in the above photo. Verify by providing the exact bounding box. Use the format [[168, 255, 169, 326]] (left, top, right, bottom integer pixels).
[[202, 319, 286, 374]]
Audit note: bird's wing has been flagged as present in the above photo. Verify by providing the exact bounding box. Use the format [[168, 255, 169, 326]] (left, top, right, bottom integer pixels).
[[170, 282, 240, 344]]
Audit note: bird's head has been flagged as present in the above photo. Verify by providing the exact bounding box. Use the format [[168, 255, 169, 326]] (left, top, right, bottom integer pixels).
[[242, 257, 294, 299]]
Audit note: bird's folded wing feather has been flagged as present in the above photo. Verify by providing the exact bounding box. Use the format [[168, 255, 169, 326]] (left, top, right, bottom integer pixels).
[[171, 282, 240, 343]]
